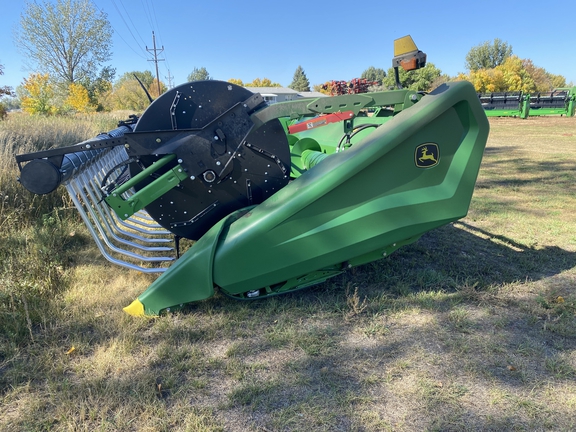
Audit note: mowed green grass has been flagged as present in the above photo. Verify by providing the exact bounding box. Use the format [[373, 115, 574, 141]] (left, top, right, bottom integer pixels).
[[1, 114, 575, 431]]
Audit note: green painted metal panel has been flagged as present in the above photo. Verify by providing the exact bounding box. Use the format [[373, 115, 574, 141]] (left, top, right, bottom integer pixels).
[[105, 155, 189, 220], [213, 82, 487, 294], [130, 209, 246, 316], [527, 87, 576, 117], [480, 93, 530, 119]]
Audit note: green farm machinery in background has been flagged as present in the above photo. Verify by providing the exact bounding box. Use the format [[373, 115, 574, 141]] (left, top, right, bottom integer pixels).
[[479, 87, 576, 118], [479, 92, 530, 119], [15, 37, 490, 317], [528, 88, 576, 117]]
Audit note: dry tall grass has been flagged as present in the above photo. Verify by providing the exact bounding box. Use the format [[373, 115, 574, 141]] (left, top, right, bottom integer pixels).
[[0, 112, 128, 366], [0, 112, 125, 227]]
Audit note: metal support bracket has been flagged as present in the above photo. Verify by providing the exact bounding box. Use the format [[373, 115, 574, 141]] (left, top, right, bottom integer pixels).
[[104, 154, 189, 220]]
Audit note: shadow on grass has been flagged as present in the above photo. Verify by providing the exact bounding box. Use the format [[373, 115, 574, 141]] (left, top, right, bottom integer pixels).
[[127, 221, 576, 430], [216, 222, 576, 430], [477, 149, 576, 191], [293, 221, 576, 304], [2, 221, 575, 430]]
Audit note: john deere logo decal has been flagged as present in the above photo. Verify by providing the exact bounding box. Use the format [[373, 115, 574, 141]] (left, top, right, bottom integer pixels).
[[415, 143, 439, 168]]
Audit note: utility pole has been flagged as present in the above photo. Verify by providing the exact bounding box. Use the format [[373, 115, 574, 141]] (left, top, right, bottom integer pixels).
[[165, 70, 174, 89], [146, 31, 164, 95]]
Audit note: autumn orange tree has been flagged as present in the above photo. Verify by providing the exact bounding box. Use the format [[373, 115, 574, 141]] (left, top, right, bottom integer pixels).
[[65, 82, 92, 113], [312, 82, 332, 95], [21, 73, 55, 115], [522, 60, 567, 92], [227, 78, 244, 86], [244, 78, 282, 87], [461, 39, 567, 93], [148, 78, 168, 99], [462, 55, 566, 93]]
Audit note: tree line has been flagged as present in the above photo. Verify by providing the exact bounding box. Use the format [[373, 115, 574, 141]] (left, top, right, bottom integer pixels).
[[0, 0, 570, 116]]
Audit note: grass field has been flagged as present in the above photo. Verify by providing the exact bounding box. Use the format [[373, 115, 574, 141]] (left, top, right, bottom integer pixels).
[[1, 114, 575, 431]]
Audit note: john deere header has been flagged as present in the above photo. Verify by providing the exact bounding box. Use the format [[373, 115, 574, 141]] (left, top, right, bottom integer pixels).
[[16, 36, 489, 317]]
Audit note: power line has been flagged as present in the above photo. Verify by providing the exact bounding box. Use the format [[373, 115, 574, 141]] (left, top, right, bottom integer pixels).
[[140, 0, 156, 32], [90, 0, 148, 60], [116, 0, 148, 47], [146, 31, 164, 95], [141, 0, 172, 81], [165, 70, 174, 89], [109, 0, 149, 57], [93, 0, 172, 85]]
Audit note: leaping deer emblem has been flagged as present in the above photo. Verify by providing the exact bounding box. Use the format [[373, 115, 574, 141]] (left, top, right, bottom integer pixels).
[[418, 146, 437, 164]]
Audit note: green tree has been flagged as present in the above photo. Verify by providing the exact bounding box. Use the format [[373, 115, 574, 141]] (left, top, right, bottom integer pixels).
[[0, 64, 14, 97], [116, 71, 156, 89], [0, 96, 19, 120], [187, 67, 211, 82], [80, 66, 116, 111], [112, 80, 149, 111], [16, 0, 112, 86], [0, 96, 20, 110], [360, 66, 386, 84], [0, 64, 14, 119], [112, 71, 161, 111], [288, 66, 310, 92], [429, 74, 452, 91], [382, 63, 442, 91], [465, 38, 513, 71]]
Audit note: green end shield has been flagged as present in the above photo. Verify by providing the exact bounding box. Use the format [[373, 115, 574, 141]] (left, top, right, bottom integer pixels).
[[125, 211, 244, 316]]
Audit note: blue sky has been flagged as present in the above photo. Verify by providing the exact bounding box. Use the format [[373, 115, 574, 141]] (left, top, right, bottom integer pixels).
[[2, 0, 576, 91]]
